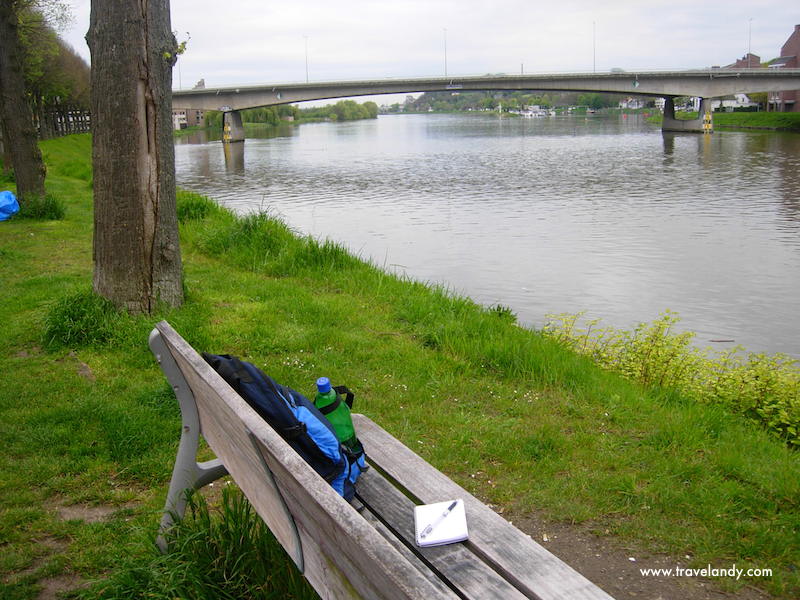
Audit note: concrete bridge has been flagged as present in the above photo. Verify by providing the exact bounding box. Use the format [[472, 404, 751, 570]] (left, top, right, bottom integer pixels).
[[173, 69, 800, 140]]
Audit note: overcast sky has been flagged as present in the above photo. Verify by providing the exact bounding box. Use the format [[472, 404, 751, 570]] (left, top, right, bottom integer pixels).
[[62, 1, 798, 91]]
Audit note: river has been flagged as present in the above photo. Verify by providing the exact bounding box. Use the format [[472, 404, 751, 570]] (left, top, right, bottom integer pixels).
[[175, 113, 800, 357]]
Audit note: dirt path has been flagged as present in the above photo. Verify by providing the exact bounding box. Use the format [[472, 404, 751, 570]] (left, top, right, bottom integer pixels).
[[512, 512, 771, 600]]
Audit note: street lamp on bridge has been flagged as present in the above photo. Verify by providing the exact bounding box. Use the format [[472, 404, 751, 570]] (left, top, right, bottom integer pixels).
[[443, 28, 448, 78], [304, 35, 309, 83]]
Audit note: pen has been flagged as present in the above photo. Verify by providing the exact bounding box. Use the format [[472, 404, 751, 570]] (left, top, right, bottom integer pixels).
[[420, 500, 458, 539]]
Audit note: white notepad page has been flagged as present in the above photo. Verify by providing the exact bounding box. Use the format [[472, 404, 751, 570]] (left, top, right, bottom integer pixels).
[[414, 499, 468, 547]]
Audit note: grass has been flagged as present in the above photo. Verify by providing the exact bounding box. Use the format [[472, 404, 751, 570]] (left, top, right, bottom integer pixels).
[[647, 111, 800, 132], [1, 133, 799, 599], [712, 112, 800, 132], [89, 487, 317, 599]]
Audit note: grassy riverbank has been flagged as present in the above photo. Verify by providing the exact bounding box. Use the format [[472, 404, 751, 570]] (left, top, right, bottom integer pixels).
[[713, 111, 800, 132], [648, 111, 800, 132], [2, 134, 800, 598]]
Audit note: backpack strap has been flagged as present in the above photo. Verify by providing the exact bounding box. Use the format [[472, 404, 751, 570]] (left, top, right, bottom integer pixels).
[[319, 386, 354, 415], [333, 385, 354, 409], [317, 397, 341, 416]]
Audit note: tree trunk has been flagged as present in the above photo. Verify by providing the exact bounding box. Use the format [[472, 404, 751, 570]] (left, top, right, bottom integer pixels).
[[87, 0, 183, 313], [0, 119, 12, 177], [0, 1, 47, 200]]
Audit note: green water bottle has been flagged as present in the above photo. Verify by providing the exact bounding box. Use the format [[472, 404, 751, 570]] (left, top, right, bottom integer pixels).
[[315, 377, 359, 451]]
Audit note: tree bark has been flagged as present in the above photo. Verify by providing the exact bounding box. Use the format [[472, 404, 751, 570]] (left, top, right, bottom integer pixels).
[[0, 118, 12, 177], [0, 1, 47, 200], [87, 0, 183, 313]]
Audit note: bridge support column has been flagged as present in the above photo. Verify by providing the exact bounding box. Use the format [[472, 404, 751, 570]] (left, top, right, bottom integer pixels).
[[662, 97, 713, 133], [222, 110, 245, 143]]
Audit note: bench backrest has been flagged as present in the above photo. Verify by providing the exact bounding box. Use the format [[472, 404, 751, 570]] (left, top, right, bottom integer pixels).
[[154, 321, 456, 600]]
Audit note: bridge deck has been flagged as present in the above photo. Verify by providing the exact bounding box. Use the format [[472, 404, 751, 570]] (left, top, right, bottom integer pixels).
[[172, 69, 800, 111]]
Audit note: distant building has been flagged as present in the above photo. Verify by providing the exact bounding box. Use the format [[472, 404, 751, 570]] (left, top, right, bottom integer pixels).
[[674, 97, 701, 112], [768, 24, 800, 112], [172, 110, 187, 130], [619, 97, 646, 110], [172, 108, 206, 129], [710, 93, 759, 111], [724, 53, 761, 69]]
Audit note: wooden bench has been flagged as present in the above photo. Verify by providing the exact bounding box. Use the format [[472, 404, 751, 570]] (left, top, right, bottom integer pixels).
[[150, 320, 615, 600]]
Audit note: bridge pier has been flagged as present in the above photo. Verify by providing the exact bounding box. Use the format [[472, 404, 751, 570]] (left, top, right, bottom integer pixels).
[[662, 97, 713, 133], [222, 110, 245, 143]]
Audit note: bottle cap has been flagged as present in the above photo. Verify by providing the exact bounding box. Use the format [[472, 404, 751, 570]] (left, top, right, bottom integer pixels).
[[316, 377, 331, 394]]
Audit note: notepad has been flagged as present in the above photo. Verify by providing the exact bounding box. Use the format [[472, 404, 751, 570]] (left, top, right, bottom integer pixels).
[[414, 499, 468, 547]]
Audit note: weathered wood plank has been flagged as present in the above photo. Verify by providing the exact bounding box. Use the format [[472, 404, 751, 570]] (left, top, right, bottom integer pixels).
[[342, 497, 456, 599], [156, 321, 457, 600], [352, 414, 615, 600], [356, 467, 528, 600], [250, 434, 459, 600], [293, 524, 362, 600]]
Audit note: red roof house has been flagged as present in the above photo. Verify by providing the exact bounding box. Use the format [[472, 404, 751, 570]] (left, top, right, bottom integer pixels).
[[768, 25, 800, 112]]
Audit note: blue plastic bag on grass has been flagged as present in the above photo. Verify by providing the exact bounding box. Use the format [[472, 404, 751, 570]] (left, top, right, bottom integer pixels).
[[0, 191, 19, 221]]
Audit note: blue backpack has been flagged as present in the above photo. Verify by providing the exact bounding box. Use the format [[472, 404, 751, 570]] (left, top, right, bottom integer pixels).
[[0, 191, 19, 222], [202, 353, 366, 501]]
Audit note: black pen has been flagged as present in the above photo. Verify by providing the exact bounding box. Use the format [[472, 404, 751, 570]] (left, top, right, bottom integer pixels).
[[420, 500, 458, 539]]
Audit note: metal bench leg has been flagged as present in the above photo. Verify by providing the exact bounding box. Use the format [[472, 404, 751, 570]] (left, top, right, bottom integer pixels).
[[150, 328, 229, 552]]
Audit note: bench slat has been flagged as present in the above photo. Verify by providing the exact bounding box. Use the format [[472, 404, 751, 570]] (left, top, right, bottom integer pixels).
[[346, 500, 457, 599], [356, 467, 529, 600], [157, 322, 458, 600], [249, 432, 460, 600], [353, 414, 615, 600]]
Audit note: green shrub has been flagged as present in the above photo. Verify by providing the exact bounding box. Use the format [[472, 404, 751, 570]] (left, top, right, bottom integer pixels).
[[544, 311, 800, 447], [199, 210, 360, 276], [16, 193, 65, 220], [84, 487, 317, 600], [201, 211, 294, 260], [488, 303, 517, 323], [43, 290, 123, 348], [277, 236, 362, 275], [176, 190, 222, 223]]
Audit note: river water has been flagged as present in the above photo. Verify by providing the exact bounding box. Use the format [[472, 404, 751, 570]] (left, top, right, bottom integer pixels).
[[175, 114, 800, 357]]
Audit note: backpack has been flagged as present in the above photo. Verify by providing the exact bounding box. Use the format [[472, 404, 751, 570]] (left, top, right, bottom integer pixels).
[[0, 191, 19, 222], [202, 353, 366, 501]]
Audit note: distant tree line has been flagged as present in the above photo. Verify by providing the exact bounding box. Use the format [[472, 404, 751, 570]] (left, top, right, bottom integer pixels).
[[1, 0, 90, 201], [1, 2, 91, 180], [203, 99, 379, 128], [390, 90, 632, 113], [21, 10, 90, 118], [5, 3, 90, 136], [299, 99, 378, 121]]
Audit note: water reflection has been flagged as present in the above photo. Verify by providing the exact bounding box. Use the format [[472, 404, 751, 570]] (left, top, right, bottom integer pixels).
[[776, 134, 800, 223], [223, 142, 245, 173], [175, 128, 222, 145], [662, 132, 676, 159], [175, 114, 800, 356]]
